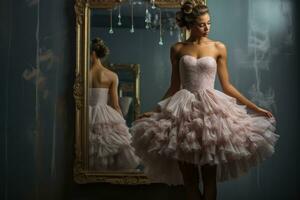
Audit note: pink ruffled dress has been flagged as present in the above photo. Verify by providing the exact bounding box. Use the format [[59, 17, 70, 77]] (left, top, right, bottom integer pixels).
[[88, 88, 140, 171], [130, 55, 279, 185]]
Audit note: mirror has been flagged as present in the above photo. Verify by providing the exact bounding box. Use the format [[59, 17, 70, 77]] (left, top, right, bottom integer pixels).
[[74, 0, 205, 184], [108, 64, 140, 126]]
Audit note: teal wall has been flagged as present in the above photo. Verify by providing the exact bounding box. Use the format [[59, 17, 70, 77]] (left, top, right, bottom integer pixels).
[[1, 0, 299, 199]]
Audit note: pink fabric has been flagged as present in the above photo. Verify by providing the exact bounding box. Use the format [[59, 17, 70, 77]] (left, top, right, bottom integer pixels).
[[88, 88, 140, 171], [130, 56, 279, 185]]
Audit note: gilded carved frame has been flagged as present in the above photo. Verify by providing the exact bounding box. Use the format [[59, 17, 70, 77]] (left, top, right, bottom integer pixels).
[[73, 0, 206, 184]]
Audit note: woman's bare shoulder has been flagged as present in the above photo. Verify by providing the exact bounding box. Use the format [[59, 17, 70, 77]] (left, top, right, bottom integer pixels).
[[212, 40, 226, 50], [96, 67, 117, 82], [105, 68, 118, 79], [170, 42, 185, 58], [171, 42, 186, 50]]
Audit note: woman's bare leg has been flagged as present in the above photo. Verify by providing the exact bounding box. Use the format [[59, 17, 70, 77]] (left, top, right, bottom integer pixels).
[[178, 161, 203, 200], [201, 164, 217, 200]]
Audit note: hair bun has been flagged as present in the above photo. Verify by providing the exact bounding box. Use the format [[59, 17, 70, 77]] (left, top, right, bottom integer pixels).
[[91, 37, 109, 58], [176, 0, 208, 29], [180, 0, 205, 7], [181, 1, 194, 14], [92, 37, 104, 46]]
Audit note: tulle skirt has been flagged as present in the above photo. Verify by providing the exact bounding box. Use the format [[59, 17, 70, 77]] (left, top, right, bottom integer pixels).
[[89, 104, 140, 171], [130, 88, 279, 185]]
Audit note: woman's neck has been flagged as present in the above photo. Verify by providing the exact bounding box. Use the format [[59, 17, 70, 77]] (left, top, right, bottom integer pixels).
[[91, 58, 104, 69], [186, 35, 209, 45]]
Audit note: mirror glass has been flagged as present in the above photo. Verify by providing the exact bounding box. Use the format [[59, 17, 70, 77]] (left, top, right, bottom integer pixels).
[[88, 0, 181, 172]]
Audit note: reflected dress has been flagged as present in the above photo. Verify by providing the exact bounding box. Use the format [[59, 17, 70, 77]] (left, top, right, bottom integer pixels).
[[130, 55, 279, 185], [88, 88, 140, 171]]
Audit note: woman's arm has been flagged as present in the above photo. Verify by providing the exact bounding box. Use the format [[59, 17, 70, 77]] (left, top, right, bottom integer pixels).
[[216, 42, 273, 117], [109, 73, 123, 116]]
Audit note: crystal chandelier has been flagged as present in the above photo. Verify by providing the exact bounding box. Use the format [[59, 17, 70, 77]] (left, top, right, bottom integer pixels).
[[106, 0, 182, 45]]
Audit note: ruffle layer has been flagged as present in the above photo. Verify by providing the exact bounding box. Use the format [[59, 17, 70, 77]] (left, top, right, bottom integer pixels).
[[89, 104, 140, 171], [130, 89, 279, 185]]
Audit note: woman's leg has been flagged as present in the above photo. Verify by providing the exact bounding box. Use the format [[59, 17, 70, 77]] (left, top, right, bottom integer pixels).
[[178, 161, 203, 200], [201, 164, 217, 200]]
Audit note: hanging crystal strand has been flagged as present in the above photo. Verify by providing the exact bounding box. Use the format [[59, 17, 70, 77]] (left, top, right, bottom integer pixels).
[[175, 10, 183, 42], [153, 13, 159, 27], [177, 28, 182, 42], [145, 2, 151, 29], [145, 2, 149, 28], [117, 4, 122, 26], [168, 15, 174, 36], [158, 9, 163, 45], [130, 0, 134, 33], [170, 26, 173, 36], [109, 9, 114, 34], [151, 0, 156, 9]]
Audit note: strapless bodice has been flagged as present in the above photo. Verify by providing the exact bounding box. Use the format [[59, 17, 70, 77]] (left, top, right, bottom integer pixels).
[[179, 55, 217, 92], [89, 88, 109, 106]]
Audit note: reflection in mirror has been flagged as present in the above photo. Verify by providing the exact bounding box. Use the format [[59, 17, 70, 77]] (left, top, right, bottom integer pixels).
[[86, 0, 181, 177], [88, 38, 141, 171], [109, 63, 140, 127]]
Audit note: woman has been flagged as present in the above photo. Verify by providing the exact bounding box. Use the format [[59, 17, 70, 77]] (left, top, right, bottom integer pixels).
[[88, 38, 140, 171], [130, 1, 279, 200]]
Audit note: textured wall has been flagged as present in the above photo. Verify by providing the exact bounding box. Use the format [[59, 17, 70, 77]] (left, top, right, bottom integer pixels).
[[0, 0, 299, 200], [0, 0, 75, 199]]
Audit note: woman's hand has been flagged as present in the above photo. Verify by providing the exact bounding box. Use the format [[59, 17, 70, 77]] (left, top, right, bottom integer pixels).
[[254, 106, 274, 118], [137, 111, 156, 119], [137, 105, 161, 119]]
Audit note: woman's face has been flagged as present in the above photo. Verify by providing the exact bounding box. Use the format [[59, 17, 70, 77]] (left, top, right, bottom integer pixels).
[[190, 13, 211, 37]]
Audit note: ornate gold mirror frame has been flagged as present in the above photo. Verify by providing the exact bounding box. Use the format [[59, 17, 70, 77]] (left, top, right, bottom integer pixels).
[[73, 0, 206, 184]]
